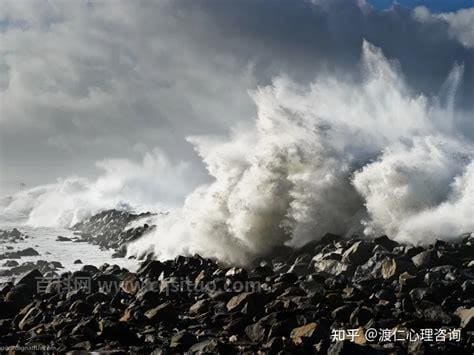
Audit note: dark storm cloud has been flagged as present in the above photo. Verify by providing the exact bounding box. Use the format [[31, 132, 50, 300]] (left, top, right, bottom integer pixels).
[[0, 0, 473, 195], [173, 0, 474, 106]]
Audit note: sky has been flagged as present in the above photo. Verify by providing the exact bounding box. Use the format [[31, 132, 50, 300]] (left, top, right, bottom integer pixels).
[[1, 0, 474, 198]]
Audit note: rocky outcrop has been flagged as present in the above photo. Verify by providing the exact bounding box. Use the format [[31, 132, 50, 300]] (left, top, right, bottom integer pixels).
[[71, 209, 156, 254], [0, 247, 39, 260], [0, 229, 29, 244]]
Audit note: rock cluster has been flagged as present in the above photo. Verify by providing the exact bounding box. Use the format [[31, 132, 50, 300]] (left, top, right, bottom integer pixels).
[[71, 209, 155, 256], [0, 228, 28, 244], [0, 259, 63, 278], [0, 233, 472, 353], [0, 247, 39, 260]]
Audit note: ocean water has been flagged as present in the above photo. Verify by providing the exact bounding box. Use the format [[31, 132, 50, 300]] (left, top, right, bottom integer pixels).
[[0, 223, 138, 282]]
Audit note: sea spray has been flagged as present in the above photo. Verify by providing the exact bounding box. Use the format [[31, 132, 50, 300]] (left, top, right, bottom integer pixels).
[[1, 42, 473, 264], [0, 149, 192, 228], [128, 41, 474, 263]]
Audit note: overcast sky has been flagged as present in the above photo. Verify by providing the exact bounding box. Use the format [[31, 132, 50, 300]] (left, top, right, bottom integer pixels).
[[1, 0, 473, 196]]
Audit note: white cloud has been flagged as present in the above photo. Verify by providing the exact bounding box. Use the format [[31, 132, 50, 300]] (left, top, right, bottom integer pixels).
[[414, 6, 474, 48]]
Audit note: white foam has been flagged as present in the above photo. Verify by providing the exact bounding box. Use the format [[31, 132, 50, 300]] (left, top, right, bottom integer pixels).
[[3, 41, 473, 264]]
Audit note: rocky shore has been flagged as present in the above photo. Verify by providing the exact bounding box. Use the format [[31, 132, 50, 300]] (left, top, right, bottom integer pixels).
[[71, 209, 155, 257], [0, 231, 472, 353]]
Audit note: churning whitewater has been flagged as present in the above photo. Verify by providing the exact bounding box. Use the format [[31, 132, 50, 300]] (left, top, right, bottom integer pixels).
[[2, 42, 474, 264]]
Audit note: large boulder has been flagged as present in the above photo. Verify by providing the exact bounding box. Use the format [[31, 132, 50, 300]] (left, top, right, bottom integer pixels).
[[411, 250, 438, 268], [16, 269, 43, 294], [342, 241, 372, 265], [373, 235, 399, 251], [381, 258, 416, 280]]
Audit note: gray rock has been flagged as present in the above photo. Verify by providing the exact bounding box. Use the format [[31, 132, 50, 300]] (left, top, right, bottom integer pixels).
[[411, 250, 438, 268], [312, 259, 349, 275]]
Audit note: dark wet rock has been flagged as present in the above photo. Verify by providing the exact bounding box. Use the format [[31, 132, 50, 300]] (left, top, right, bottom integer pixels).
[[56, 236, 72, 242], [245, 321, 267, 342], [10, 228, 22, 239], [0, 247, 40, 259], [398, 272, 418, 291], [373, 235, 398, 251], [187, 338, 231, 353], [18, 247, 39, 257], [353, 254, 386, 282], [85, 291, 110, 305], [99, 318, 139, 344], [226, 292, 263, 312], [51, 261, 63, 268], [71, 319, 99, 338], [18, 306, 43, 331], [112, 246, 127, 258], [263, 336, 285, 351], [170, 331, 196, 351], [74, 259, 82, 264], [2, 260, 60, 277], [70, 300, 93, 315], [381, 257, 416, 280], [15, 269, 42, 294], [250, 264, 273, 278], [144, 301, 176, 322], [0, 228, 25, 243], [411, 250, 438, 268], [137, 260, 163, 279], [0, 269, 12, 277], [461, 280, 473, 295], [423, 305, 453, 325], [4, 284, 32, 312], [2, 260, 19, 267], [71, 209, 155, 254], [81, 265, 99, 274], [350, 306, 374, 326], [409, 287, 433, 303], [288, 261, 310, 276], [331, 304, 355, 323], [342, 241, 372, 265], [320, 233, 343, 245]]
